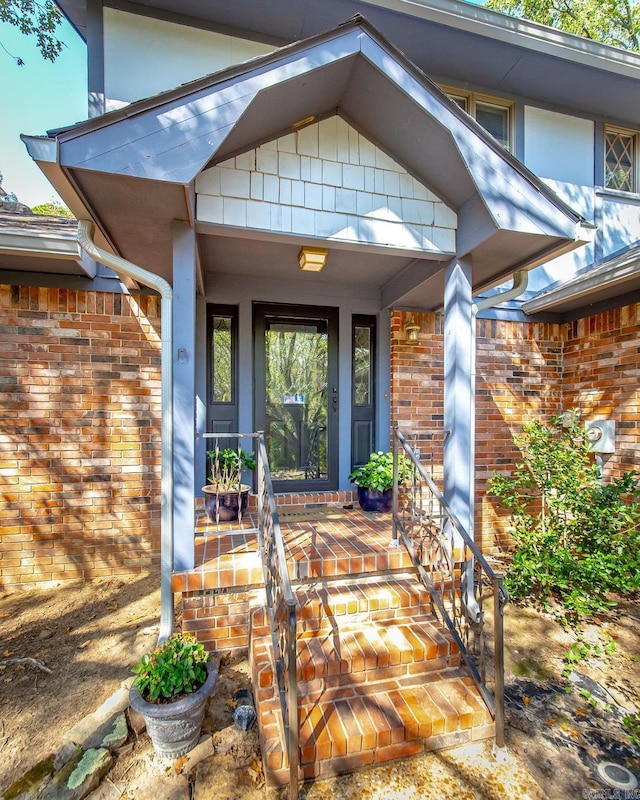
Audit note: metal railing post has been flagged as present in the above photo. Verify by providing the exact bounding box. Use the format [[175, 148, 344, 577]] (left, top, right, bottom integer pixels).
[[493, 575, 506, 749], [392, 422, 399, 545]]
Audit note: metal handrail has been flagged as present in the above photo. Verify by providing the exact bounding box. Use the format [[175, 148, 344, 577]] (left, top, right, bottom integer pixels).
[[196, 431, 299, 796], [256, 434, 299, 800], [392, 424, 508, 748]]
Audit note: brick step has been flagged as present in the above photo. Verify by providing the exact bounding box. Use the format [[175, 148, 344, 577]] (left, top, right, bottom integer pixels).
[[258, 670, 494, 786], [251, 615, 461, 701], [295, 616, 460, 683], [250, 575, 434, 633]]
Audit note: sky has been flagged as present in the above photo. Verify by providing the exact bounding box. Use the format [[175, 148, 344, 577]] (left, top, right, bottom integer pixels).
[[0, 15, 87, 207]]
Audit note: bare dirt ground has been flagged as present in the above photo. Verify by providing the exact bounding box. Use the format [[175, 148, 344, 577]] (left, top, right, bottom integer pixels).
[[1, 573, 638, 799]]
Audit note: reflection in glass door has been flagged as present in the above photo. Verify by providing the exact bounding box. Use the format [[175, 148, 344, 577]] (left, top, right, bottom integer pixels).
[[254, 304, 338, 492]]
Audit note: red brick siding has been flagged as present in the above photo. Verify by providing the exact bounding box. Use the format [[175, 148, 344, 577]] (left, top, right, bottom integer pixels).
[[563, 304, 640, 478], [391, 312, 564, 552], [0, 285, 162, 588], [475, 318, 564, 551]]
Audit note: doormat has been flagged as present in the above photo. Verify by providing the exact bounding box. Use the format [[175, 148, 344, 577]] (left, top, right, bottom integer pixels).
[[278, 507, 346, 522]]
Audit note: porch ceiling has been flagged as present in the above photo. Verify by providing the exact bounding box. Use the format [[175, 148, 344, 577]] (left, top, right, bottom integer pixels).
[[24, 16, 590, 309]]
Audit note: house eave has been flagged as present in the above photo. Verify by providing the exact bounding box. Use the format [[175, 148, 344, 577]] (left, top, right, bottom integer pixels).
[[362, 0, 640, 79], [523, 242, 640, 315]]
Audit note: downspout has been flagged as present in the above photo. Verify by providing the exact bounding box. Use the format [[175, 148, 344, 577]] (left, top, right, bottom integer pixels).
[[77, 220, 174, 645]]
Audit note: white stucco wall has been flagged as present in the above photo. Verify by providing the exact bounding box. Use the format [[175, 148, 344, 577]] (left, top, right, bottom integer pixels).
[[196, 116, 457, 253], [103, 8, 273, 109]]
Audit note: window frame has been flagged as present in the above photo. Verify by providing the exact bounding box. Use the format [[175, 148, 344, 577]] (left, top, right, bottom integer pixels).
[[604, 125, 638, 195], [443, 87, 514, 152]]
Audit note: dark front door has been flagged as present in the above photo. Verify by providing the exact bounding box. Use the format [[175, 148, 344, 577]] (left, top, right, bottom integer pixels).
[[254, 303, 339, 492]]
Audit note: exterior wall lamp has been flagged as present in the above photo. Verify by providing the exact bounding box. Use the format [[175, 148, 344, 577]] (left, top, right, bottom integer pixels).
[[298, 246, 328, 272], [405, 313, 420, 341]]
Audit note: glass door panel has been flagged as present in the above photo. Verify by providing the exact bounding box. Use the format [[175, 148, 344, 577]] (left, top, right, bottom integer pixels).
[[254, 304, 338, 492]]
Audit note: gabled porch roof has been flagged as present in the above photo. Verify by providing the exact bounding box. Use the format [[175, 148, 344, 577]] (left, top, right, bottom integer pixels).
[[23, 16, 592, 310]]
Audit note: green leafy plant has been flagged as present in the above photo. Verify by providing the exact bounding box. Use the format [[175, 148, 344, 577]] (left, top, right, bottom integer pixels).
[[623, 713, 640, 748], [561, 634, 616, 679], [348, 451, 411, 492], [132, 632, 209, 703], [489, 410, 640, 621], [205, 447, 257, 491]]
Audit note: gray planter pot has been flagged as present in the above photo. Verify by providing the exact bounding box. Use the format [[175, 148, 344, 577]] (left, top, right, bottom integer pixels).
[[129, 661, 218, 758]]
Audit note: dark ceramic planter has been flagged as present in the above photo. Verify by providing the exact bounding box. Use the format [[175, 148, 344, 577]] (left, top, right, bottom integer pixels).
[[202, 484, 250, 522], [129, 662, 218, 758], [356, 486, 393, 513]]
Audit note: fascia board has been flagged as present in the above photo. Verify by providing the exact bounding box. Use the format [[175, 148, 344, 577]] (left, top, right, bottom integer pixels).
[[362, 0, 640, 80]]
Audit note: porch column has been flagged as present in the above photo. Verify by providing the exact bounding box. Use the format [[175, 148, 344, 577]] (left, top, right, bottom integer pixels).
[[443, 256, 473, 540], [172, 220, 197, 571]]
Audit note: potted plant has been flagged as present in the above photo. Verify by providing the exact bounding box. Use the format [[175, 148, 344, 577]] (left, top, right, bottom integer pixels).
[[129, 632, 218, 758], [202, 447, 257, 522], [348, 451, 411, 512]]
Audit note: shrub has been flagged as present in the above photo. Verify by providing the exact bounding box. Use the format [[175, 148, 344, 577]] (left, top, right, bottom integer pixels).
[[489, 410, 640, 620]]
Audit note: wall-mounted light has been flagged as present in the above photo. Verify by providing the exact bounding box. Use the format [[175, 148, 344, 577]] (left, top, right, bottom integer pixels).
[[298, 246, 328, 272], [405, 313, 420, 342]]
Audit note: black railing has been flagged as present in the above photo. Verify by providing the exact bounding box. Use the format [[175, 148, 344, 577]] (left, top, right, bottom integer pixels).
[[256, 433, 299, 800], [392, 424, 508, 748]]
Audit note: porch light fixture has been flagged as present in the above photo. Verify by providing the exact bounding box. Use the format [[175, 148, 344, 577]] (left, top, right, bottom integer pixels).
[[405, 313, 420, 342], [298, 246, 328, 272]]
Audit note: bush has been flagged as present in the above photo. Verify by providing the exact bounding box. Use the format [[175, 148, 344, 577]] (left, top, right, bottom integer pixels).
[[489, 410, 640, 620]]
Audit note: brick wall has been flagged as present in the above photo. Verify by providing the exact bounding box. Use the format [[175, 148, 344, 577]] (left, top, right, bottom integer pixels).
[[0, 284, 162, 589], [391, 311, 565, 552], [563, 304, 640, 478], [474, 317, 564, 551]]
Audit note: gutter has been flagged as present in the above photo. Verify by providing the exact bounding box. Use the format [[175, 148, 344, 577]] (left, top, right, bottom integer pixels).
[[76, 220, 174, 646]]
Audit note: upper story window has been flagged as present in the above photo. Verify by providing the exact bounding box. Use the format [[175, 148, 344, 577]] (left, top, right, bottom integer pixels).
[[447, 90, 513, 151], [605, 126, 637, 193]]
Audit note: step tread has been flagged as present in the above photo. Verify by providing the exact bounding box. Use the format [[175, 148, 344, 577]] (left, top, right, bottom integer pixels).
[[295, 616, 457, 681], [257, 672, 494, 783]]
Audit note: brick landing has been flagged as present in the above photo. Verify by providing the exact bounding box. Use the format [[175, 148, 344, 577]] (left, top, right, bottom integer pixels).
[[173, 505, 416, 653]]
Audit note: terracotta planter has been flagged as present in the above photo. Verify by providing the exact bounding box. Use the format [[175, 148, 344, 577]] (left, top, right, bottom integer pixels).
[[202, 484, 250, 522], [129, 662, 218, 758], [356, 486, 393, 513]]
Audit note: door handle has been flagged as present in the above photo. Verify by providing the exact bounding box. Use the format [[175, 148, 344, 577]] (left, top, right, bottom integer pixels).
[[331, 387, 338, 412]]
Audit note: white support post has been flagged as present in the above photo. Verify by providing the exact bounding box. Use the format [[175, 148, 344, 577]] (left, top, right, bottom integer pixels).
[[443, 256, 474, 543], [172, 220, 197, 571]]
